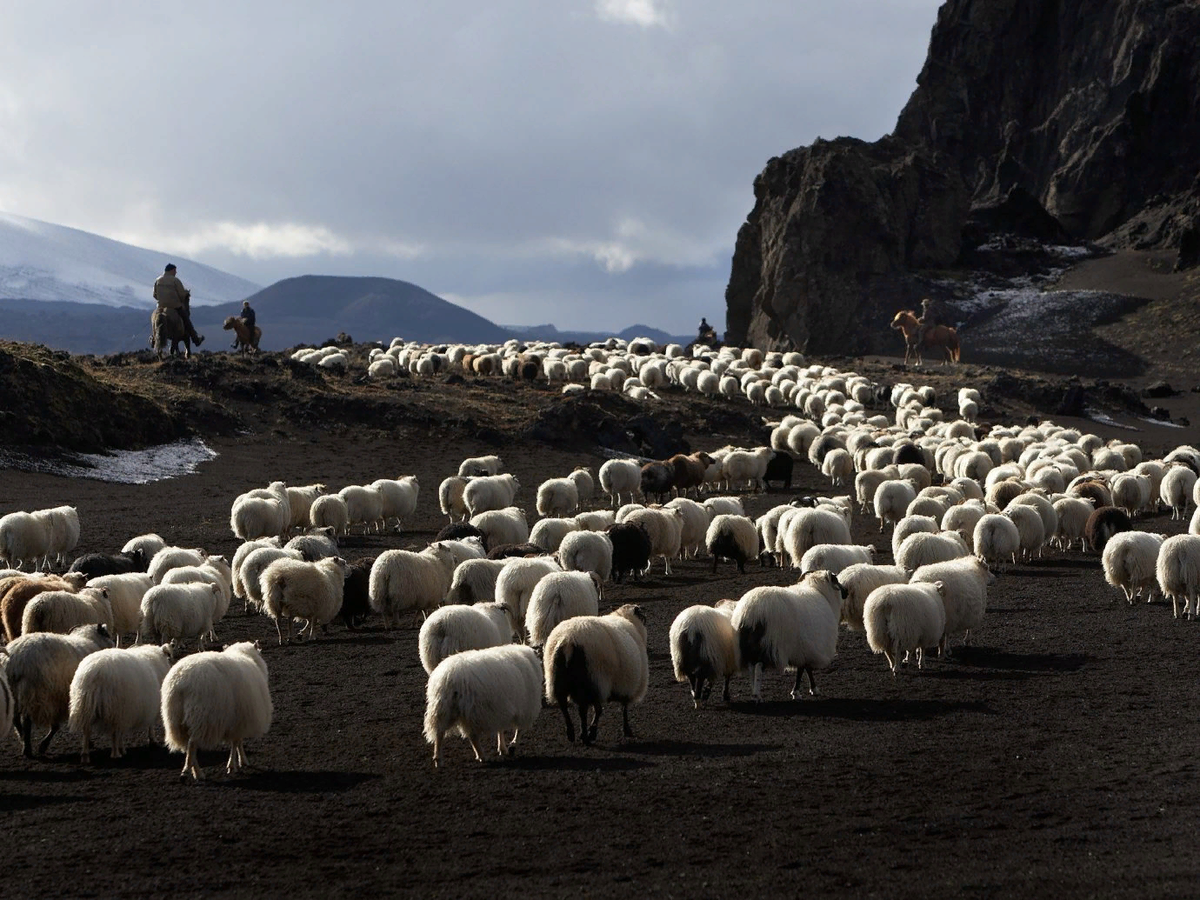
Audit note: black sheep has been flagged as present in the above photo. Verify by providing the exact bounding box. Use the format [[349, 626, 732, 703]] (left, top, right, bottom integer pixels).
[[68, 548, 147, 579], [607, 522, 652, 583], [338, 556, 374, 629]]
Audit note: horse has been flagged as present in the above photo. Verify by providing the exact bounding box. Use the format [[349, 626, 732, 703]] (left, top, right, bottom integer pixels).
[[223, 316, 262, 354], [890, 309, 961, 366], [149, 307, 191, 360]]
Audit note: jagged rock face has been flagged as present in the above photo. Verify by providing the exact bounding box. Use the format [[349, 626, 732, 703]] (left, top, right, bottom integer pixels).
[[727, 0, 1200, 351]]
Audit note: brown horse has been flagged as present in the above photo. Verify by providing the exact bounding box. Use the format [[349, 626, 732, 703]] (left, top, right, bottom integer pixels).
[[223, 316, 262, 353], [150, 307, 191, 359], [890, 309, 961, 366]]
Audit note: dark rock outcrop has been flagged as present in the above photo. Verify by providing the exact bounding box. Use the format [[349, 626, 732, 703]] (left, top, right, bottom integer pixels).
[[727, 0, 1200, 352]]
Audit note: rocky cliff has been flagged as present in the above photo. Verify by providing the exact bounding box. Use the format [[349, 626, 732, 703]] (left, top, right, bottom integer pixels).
[[726, 0, 1200, 352]]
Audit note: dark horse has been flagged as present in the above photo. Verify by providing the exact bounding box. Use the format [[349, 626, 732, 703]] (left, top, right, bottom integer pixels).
[[150, 307, 191, 359]]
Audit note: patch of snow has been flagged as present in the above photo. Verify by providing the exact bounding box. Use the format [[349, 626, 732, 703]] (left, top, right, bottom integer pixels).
[[0, 437, 218, 483]]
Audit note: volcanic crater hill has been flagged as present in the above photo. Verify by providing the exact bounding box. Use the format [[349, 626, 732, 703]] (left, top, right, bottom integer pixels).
[[726, 0, 1200, 356]]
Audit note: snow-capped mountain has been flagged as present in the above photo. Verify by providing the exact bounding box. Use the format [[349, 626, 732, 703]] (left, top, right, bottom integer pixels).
[[0, 212, 260, 308]]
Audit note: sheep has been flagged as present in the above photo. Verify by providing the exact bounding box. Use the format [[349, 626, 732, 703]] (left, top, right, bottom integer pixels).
[[161, 556, 234, 623], [799, 543, 875, 576], [606, 521, 653, 583], [731, 570, 847, 701], [557, 530, 614, 582], [2, 572, 89, 642], [0, 511, 52, 571], [487, 542, 545, 560], [1160, 465, 1198, 520], [941, 501, 988, 547], [895, 531, 969, 574], [665, 497, 709, 558], [575, 510, 616, 532], [6, 623, 114, 756], [703, 496, 746, 519], [284, 529, 339, 562], [873, 480, 918, 531], [339, 557, 374, 629], [418, 602, 516, 674], [33, 506, 80, 569], [458, 455, 503, 477], [537, 477, 580, 519], [22, 586, 113, 636], [705, 514, 759, 574], [68, 549, 148, 579], [469, 506, 530, 548], [230, 492, 289, 541], [669, 600, 739, 707], [464, 474, 521, 516], [310, 494, 350, 535], [436, 536, 488, 565], [1052, 496, 1095, 551], [0, 662, 11, 744], [526, 571, 603, 648], [599, 459, 642, 507], [623, 506, 684, 575], [529, 517, 579, 554], [667, 452, 714, 498], [338, 485, 386, 534], [161, 641, 272, 780], [424, 644, 542, 766], [88, 573, 153, 645], [438, 476, 471, 523], [139, 582, 222, 647], [147, 546, 207, 585], [837, 563, 909, 632], [762, 451, 795, 491], [1102, 531, 1165, 605], [723, 447, 773, 492], [285, 483, 326, 531], [910, 557, 993, 654], [640, 462, 676, 503], [569, 467, 596, 509], [121, 533, 166, 561], [973, 514, 1022, 569], [1111, 473, 1152, 519], [445, 558, 509, 605], [368, 544, 458, 627], [495, 556, 563, 628], [1085, 507, 1133, 554], [238, 547, 303, 613], [371, 476, 420, 532], [782, 506, 852, 569], [260, 556, 350, 644], [1156, 534, 1200, 619], [68, 643, 173, 763], [862, 581, 947, 675], [543, 604, 648, 744]]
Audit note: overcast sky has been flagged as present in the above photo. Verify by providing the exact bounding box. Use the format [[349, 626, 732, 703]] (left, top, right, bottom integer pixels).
[[0, 1, 942, 334]]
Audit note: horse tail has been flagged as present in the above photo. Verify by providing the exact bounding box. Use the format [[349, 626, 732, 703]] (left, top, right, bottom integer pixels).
[[950, 329, 961, 363]]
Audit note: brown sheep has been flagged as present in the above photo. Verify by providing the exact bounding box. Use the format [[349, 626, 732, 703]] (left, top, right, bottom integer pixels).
[[667, 452, 715, 498], [2, 572, 89, 642]]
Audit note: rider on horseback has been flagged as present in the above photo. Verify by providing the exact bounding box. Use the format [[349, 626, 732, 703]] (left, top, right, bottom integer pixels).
[[153, 264, 204, 348], [916, 297, 945, 349]]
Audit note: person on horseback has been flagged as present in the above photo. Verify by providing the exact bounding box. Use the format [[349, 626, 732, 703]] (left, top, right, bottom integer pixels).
[[236, 300, 256, 349], [915, 297, 945, 349], [697, 316, 717, 346], [153, 263, 204, 347]]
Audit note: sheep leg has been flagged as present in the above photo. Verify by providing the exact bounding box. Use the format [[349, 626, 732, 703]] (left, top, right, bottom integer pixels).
[[80, 729, 91, 765], [558, 702, 576, 742], [226, 744, 240, 775], [37, 724, 59, 756], [496, 731, 506, 756], [432, 733, 443, 767], [182, 741, 202, 780], [507, 729, 520, 755], [790, 669, 804, 700], [885, 651, 897, 676], [751, 664, 763, 702], [467, 735, 485, 763], [237, 744, 249, 769], [688, 675, 701, 707], [275, 617, 285, 645], [587, 704, 602, 743], [805, 668, 819, 696], [722, 676, 732, 703], [621, 703, 633, 739]]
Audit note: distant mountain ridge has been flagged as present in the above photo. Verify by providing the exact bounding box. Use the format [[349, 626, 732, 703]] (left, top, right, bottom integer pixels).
[[0, 212, 260, 308]]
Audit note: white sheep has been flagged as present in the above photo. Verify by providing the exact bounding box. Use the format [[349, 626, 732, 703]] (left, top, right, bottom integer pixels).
[[529, 517, 579, 553], [463, 474, 521, 517], [34, 506, 80, 569], [431, 536, 488, 566], [161, 641, 272, 780], [599, 459, 642, 507], [285, 483, 326, 531], [1003, 503, 1046, 561], [68, 643, 173, 763], [1052, 496, 1095, 551], [941, 501, 988, 546], [22, 586, 113, 636], [669, 600, 739, 707], [260, 556, 350, 643], [469, 506, 530, 548], [543, 604, 648, 744], [424, 644, 542, 766], [147, 546, 207, 584], [445, 558, 509, 605], [161, 556, 234, 623], [910, 557, 993, 654], [1102, 531, 1165, 605], [85, 573, 152, 646], [6, 623, 114, 756], [837, 563, 909, 632], [703, 496, 745, 519], [438, 476, 471, 523], [623, 506, 684, 575], [568, 468, 595, 509], [537, 478, 580, 519], [705, 514, 759, 574], [284, 529, 339, 562], [139, 582, 223, 647], [238, 547, 303, 613], [371, 476, 420, 532], [458, 455, 503, 477], [230, 492, 289, 541], [495, 556, 563, 626], [973, 514, 1022, 569], [557, 530, 614, 582], [1160, 465, 1198, 520], [1156, 534, 1200, 619], [310, 494, 351, 535], [574, 510, 616, 532], [0, 511, 51, 571], [368, 544, 458, 627], [665, 497, 709, 559], [723, 447, 773, 492], [731, 570, 847, 700], [863, 581, 947, 674], [799, 543, 874, 576], [895, 531, 969, 573], [121, 533, 166, 561], [525, 571, 602, 648], [873, 480, 918, 531], [338, 485, 386, 533], [783, 506, 852, 569], [231, 538, 281, 604], [418, 602, 516, 674]]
